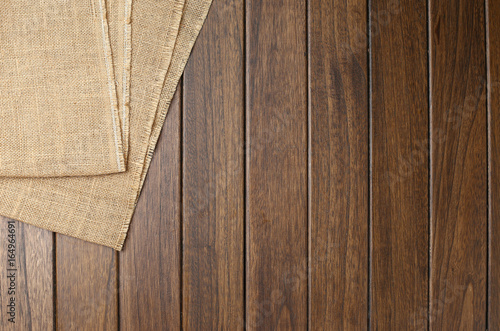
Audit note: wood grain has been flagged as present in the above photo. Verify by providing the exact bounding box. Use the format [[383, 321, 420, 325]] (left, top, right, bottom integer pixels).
[[119, 89, 182, 331], [246, 0, 308, 329], [182, 0, 245, 328], [56, 236, 117, 331], [430, 0, 487, 329], [371, 0, 429, 329], [309, 0, 369, 329], [0, 218, 53, 330], [489, 0, 500, 328], [0, 1, 494, 329]]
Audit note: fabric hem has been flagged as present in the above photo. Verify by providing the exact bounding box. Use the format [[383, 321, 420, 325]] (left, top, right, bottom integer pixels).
[[97, 0, 126, 173]]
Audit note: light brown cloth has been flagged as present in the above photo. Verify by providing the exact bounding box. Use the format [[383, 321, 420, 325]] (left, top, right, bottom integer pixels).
[[0, 0, 126, 177], [0, 0, 213, 250], [108, 0, 133, 161]]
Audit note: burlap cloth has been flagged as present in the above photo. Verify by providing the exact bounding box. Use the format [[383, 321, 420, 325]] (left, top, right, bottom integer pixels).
[[0, 0, 125, 177], [0, 0, 213, 250]]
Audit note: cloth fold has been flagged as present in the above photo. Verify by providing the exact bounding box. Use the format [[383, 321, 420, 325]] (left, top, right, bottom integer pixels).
[[0, 0, 213, 250]]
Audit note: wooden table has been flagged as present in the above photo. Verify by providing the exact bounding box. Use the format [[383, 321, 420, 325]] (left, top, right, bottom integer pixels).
[[0, 0, 497, 329]]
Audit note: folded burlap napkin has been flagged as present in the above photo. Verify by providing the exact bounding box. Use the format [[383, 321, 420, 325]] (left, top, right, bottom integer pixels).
[[0, 0, 125, 177], [0, 0, 213, 250]]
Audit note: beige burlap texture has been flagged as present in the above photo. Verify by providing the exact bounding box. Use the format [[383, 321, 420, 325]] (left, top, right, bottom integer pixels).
[[0, 0, 126, 177], [0, 0, 213, 250], [107, 0, 133, 161]]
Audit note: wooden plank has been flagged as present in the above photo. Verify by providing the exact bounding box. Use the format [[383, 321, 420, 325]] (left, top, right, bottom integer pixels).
[[371, 0, 429, 328], [182, 0, 245, 328], [0, 218, 53, 330], [119, 89, 182, 331], [308, 0, 369, 329], [56, 236, 117, 330], [430, 0, 487, 329], [246, 0, 308, 329], [489, 0, 500, 328]]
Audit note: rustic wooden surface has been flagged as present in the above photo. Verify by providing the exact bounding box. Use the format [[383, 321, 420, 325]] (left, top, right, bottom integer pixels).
[[183, 0, 245, 328], [430, 0, 487, 329], [0, 0, 497, 329], [489, 0, 500, 329], [119, 88, 182, 331], [309, 0, 369, 329], [371, 0, 429, 329], [246, 0, 308, 329]]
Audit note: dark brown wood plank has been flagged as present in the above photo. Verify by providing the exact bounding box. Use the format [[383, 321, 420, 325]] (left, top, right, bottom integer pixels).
[[309, 0, 369, 329], [246, 0, 308, 329], [0, 218, 53, 330], [119, 89, 182, 331], [182, 0, 245, 328], [430, 0, 487, 329], [489, 0, 500, 328], [56, 236, 117, 330], [371, 0, 429, 328]]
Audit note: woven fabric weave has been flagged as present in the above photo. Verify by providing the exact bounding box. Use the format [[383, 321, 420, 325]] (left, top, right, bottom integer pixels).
[[0, 0, 213, 250], [0, 0, 126, 177]]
